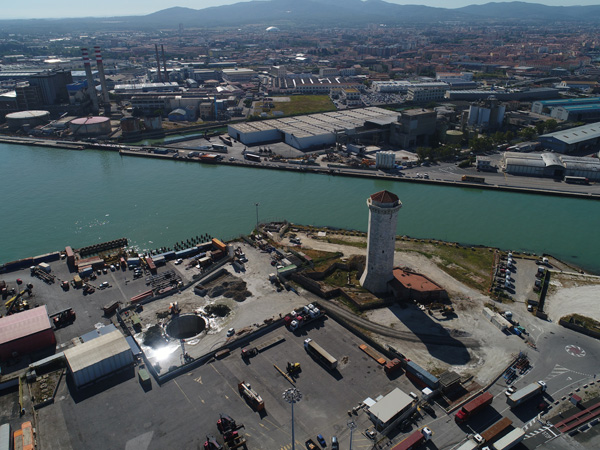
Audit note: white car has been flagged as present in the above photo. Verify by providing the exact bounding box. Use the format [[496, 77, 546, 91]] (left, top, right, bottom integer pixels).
[[227, 328, 235, 337], [174, 258, 183, 265], [505, 386, 517, 397]]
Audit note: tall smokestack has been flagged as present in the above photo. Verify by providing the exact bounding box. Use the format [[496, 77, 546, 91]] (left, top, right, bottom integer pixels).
[[161, 45, 168, 80], [155, 44, 162, 82], [81, 48, 99, 114], [94, 47, 111, 112]]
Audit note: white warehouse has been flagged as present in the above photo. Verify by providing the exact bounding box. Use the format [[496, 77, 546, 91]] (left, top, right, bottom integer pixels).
[[228, 107, 397, 150], [64, 330, 134, 388]]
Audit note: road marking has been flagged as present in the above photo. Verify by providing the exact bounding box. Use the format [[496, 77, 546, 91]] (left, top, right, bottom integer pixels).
[[524, 425, 554, 439], [544, 364, 570, 381], [173, 380, 192, 405], [194, 376, 202, 384], [565, 344, 586, 357]]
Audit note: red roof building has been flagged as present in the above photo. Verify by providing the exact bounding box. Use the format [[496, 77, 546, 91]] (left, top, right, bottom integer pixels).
[[390, 268, 447, 302], [0, 306, 56, 360]]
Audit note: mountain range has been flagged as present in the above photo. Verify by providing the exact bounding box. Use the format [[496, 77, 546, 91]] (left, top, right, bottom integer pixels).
[[3, 1, 600, 32]]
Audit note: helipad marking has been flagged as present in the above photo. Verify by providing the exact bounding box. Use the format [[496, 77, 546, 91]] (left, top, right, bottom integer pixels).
[[565, 345, 586, 357]]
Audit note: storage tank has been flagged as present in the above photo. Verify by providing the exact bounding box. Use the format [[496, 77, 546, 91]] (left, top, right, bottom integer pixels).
[[69, 116, 111, 136], [144, 116, 163, 131], [446, 129, 464, 145], [120, 116, 140, 134], [5, 110, 50, 131]]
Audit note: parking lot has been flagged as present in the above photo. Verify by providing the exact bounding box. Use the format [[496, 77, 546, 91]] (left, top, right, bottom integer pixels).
[[36, 315, 420, 450]]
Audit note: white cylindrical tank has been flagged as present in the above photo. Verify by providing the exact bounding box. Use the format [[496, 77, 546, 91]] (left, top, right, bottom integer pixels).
[[6, 110, 50, 131]]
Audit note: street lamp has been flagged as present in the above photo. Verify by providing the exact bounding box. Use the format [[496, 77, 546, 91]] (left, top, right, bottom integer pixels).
[[255, 202, 259, 231], [283, 388, 302, 450], [348, 419, 357, 450]]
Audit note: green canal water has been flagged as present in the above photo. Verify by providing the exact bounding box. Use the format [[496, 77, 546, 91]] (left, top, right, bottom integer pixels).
[[1, 143, 599, 273]]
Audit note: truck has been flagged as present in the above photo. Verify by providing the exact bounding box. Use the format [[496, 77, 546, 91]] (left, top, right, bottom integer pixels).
[[50, 308, 76, 329], [241, 335, 285, 359], [391, 427, 432, 450], [455, 392, 494, 423], [284, 304, 323, 331], [461, 175, 485, 183], [506, 381, 546, 408], [456, 440, 478, 450], [480, 417, 512, 443], [245, 153, 261, 163], [238, 381, 264, 411], [491, 428, 525, 450], [304, 338, 337, 370]]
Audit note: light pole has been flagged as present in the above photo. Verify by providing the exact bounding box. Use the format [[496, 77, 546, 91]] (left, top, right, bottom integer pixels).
[[283, 388, 302, 450], [348, 419, 357, 450], [255, 202, 259, 231]]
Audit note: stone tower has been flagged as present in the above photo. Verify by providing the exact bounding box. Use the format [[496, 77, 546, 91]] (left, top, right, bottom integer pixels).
[[359, 190, 402, 294]]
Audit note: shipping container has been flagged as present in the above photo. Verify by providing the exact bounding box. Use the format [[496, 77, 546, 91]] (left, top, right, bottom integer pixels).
[[73, 274, 83, 288], [492, 428, 525, 450], [21, 422, 33, 450], [175, 247, 198, 258], [0, 423, 11, 450], [481, 417, 512, 443], [145, 256, 157, 274], [38, 262, 51, 273], [79, 266, 93, 277], [403, 360, 439, 389], [152, 255, 165, 266], [13, 430, 21, 450], [455, 392, 493, 423], [127, 257, 140, 267], [212, 238, 227, 252], [197, 242, 212, 251]]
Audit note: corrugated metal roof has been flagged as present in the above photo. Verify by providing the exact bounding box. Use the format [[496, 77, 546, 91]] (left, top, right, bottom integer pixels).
[[505, 157, 546, 168], [368, 388, 413, 424], [0, 306, 52, 345], [540, 122, 600, 144], [64, 330, 130, 372]]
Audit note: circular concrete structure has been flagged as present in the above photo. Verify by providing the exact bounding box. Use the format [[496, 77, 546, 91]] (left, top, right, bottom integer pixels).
[[165, 314, 206, 340], [445, 129, 464, 145], [69, 116, 111, 136], [6, 110, 50, 131]]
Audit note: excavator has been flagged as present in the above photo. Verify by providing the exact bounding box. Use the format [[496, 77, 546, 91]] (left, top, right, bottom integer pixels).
[[5, 285, 33, 315]]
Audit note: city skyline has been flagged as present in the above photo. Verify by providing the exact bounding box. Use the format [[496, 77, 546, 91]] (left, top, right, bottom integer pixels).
[[4, 0, 600, 20]]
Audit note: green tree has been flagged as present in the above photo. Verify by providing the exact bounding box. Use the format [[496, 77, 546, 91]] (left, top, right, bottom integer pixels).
[[470, 136, 493, 154], [519, 127, 536, 140], [535, 121, 546, 135], [545, 119, 558, 132]]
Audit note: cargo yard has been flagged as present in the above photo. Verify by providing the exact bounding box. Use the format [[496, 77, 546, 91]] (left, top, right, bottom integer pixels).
[[0, 221, 599, 449]]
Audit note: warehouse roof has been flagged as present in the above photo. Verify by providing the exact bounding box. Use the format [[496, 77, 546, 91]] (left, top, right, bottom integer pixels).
[[64, 330, 130, 372], [368, 388, 413, 424], [540, 122, 600, 144], [535, 96, 600, 107], [0, 306, 52, 345]]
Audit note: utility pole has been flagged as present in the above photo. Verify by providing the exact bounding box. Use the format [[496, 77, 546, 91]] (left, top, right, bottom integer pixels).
[[283, 388, 302, 450]]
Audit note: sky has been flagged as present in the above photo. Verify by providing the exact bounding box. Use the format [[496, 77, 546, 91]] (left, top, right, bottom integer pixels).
[[4, 0, 599, 20]]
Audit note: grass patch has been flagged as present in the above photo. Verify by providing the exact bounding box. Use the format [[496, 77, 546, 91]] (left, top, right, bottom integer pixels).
[[397, 241, 494, 293], [256, 95, 335, 117], [324, 269, 362, 288], [301, 248, 343, 270], [561, 314, 600, 333], [323, 237, 367, 249]]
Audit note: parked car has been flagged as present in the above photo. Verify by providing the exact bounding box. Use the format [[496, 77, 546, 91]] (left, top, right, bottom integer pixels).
[[505, 386, 517, 397], [331, 436, 338, 450], [305, 439, 317, 450], [317, 434, 326, 447]]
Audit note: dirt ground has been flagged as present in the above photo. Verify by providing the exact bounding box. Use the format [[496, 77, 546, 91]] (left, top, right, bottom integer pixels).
[[286, 231, 522, 384], [545, 273, 600, 323]]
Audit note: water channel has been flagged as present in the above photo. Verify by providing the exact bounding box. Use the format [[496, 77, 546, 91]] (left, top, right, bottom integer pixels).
[[1, 143, 599, 273]]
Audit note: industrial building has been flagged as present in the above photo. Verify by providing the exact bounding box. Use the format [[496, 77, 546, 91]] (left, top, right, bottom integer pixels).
[[389, 109, 436, 148], [445, 88, 559, 102], [221, 68, 257, 83], [0, 306, 56, 360], [538, 122, 600, 153], [531, 97, 600, 115], [467, 98, 505, 131], [63, 329, 134, 389], [366, 387, 414, 430], [503, 151, 600, 181], [227, 107, 396, 150]]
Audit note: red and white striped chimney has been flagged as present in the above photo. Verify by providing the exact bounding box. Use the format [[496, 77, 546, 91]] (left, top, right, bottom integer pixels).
[[81, 48, 99, 114], [94, 46, 111, 104]]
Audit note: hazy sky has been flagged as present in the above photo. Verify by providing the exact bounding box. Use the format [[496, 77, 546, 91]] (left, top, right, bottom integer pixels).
[[5, 0, 599, 20]]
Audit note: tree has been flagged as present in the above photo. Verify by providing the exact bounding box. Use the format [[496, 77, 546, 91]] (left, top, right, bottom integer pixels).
[[535, 121, 546, 135], [545, 119, 558, 132], [470, 136, 493, 154], [519, 127, 536, 140]]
